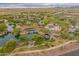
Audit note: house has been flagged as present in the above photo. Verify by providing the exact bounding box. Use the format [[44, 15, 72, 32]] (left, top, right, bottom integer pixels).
[[4, 19, 8, 23], [68, 24, 79, 33], [6, 24, 14, 33], [0, 20, 4, 23], [0, 19, 8, 23], [16, 25, 32, 35], [37, 21, 44, 25], [28, 30, 38, 34], [45, 23, 61, 32], [75, 24, 79, 29], [7, 27, 13, 33], [28, 40, 34, 48], [16, 25, 32, 30], [68, 25, 76, 33]]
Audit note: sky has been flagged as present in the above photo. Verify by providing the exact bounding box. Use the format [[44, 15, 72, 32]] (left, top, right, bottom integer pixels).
[[1, 3, 79, 8], [0, 0, 79, 8], [0, 3, 52, 8], [0, 0, 79, 3]]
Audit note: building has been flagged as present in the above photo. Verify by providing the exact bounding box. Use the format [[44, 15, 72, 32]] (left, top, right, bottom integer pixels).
[[0, 19, 8, 23], [45, 23, 61, 32], [6, 24, 14, 33], [68, 24, 79, 33], [16, 25, 32, 30]]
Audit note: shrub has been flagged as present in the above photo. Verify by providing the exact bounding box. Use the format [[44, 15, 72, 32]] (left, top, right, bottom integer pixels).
[[32, 35, 45, 45], [1, 40, 17, 53]]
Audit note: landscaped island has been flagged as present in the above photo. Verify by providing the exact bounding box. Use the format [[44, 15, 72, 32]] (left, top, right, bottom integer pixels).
[[0, 8, 79, 56]]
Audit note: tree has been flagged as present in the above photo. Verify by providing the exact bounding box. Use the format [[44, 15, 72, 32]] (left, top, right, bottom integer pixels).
[[13, 28, 21, 35], [19, 36, 30, 43], [73, 35, 79, 40], [75, 29, 79, 35], [32, 35, 45, 45], [0, 24, 7, 33], [39, 28, 50, 33], [60, 32, 74, 40], [59, 22, 69, 32], [42, 18, 54, 25]]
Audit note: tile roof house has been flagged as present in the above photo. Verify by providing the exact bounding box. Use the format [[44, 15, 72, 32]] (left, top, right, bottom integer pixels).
[[16, 25, 31, 30], [6, 24, 14, 33], [16, 25, 32, 35], [45, 23, 61, 32]]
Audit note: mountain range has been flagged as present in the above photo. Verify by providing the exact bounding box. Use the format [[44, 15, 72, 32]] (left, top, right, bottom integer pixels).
[[0, 3, 79, 8]]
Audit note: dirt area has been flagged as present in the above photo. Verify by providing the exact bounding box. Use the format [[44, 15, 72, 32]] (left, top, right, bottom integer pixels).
[[10, 40, 79, 56]]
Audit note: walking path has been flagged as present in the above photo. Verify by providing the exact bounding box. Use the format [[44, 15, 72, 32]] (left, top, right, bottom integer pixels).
[[10, 40, 77, 56]]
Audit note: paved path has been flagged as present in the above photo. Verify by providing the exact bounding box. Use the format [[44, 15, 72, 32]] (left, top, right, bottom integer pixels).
[[60, 49, 79, 56]]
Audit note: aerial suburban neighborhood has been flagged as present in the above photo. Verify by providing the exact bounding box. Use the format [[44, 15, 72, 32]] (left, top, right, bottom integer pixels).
[[0, 3, 79, 56]]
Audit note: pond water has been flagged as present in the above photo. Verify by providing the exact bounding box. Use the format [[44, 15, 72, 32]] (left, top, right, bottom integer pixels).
[[0, 33, 19, 46], [0, 29, 48, 47], [0, 24, 42, 47], [0, 32, 37, 47]]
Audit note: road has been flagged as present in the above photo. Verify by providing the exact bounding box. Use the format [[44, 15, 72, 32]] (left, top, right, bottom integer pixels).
[[60, 49, 79, 56]]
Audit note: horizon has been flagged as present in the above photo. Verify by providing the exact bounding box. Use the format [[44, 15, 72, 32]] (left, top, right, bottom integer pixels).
[[0, 3, 79, 8]]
